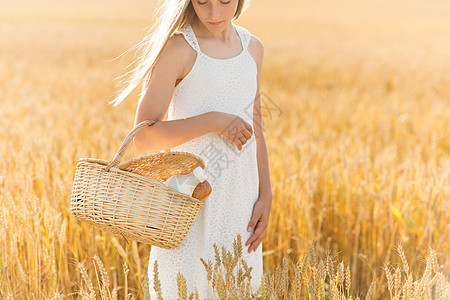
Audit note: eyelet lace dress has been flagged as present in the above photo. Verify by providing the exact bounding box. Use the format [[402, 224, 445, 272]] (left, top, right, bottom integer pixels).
[[147, 22, 263, 299]]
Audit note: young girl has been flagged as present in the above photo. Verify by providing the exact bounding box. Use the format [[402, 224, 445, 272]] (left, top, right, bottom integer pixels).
[[110, 0, 272, 298]]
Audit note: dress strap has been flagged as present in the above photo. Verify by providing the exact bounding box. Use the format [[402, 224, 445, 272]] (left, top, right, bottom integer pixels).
[[234, 24, 252, 49], [175, 24, 201, 53], [176, 23, 252, 53]]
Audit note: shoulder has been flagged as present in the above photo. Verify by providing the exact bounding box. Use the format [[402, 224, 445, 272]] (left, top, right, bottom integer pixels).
[[161, 31, 196, 61], [155, 30, 197, 79], [234, 24, 264, 50], [235, 24, 263, 61], [244, 29, 264, 68], [248, 34, 264, 59]]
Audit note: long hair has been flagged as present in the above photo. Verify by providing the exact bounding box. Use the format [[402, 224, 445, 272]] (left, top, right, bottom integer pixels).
[[109, 0, 249, 107]]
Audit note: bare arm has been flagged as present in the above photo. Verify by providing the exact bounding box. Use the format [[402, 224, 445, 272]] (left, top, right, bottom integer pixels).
[[251, 37, 272, 201], [133, 34, 219, 152], [246, 35, 273, 253], [133, 33, 253, 153], [135, 112, 220, 152]]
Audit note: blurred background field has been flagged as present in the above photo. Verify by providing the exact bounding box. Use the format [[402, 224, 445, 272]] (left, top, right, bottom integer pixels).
[[0, 0, 449, 298]]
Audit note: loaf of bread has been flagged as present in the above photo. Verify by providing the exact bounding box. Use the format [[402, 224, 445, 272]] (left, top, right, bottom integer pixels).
[[192, 180, 212, 201]]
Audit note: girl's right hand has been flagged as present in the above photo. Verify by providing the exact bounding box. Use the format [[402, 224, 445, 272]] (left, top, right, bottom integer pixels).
[[213, 112, 253, 151]]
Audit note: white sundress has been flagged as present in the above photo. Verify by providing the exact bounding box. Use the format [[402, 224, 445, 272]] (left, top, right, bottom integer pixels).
[[147, 22, 263, 299]]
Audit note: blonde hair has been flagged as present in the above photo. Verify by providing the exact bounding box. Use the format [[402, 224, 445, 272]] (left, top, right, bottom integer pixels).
[[109, 0, 249, 106]]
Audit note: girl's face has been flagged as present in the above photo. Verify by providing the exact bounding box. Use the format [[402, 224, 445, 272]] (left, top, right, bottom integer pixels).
[[191, 0, 240, 31]]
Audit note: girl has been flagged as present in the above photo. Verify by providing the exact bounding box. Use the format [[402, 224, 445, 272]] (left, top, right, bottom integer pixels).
[[110, 0, 272, 298]]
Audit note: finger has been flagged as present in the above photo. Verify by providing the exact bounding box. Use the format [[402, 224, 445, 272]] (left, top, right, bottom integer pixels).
[[248, 232, 265, 252], [242, 130, 252, 140], [252, 236, 265, 252], [238, 136, 247, 144], [245, 222, 265, 246], [247, 213, 261, 233], [233, 137, 243, 150], [246, 232, 260, 250], [249, 235, 264, 252], [243, 121, 253, 135]]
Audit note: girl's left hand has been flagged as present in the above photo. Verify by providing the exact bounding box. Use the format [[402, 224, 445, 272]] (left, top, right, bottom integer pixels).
[[245, 194, 272, 253]]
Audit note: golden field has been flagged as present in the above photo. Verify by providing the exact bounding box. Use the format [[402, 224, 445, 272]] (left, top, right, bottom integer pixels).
[[0, 0, 449, 298]]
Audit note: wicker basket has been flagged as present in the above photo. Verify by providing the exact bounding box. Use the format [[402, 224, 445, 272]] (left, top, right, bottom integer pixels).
[[70, 120, 207, 249]]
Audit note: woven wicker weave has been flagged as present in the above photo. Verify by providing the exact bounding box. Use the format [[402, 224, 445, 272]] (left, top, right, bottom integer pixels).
[[70, 120, 207, 249]]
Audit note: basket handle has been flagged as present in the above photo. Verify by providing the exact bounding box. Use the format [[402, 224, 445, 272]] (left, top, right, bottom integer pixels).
[[105, 120, 157, 171]]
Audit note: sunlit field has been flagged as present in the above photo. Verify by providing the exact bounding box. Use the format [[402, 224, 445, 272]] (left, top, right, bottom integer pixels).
[[0, 0, 449, 298]]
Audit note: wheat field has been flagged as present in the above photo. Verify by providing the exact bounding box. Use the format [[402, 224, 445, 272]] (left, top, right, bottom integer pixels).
[[0, 0, 449, 298]]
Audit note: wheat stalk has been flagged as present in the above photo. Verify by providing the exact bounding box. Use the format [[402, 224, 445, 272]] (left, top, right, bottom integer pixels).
[[177, 271, 187, 300], [93, 255, 111, 299], [77, 261, 96, 300], [365, 281, 375, 300]]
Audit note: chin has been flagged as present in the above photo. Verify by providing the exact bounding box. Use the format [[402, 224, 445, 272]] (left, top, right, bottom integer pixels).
[[207, 21, 230, 30]]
